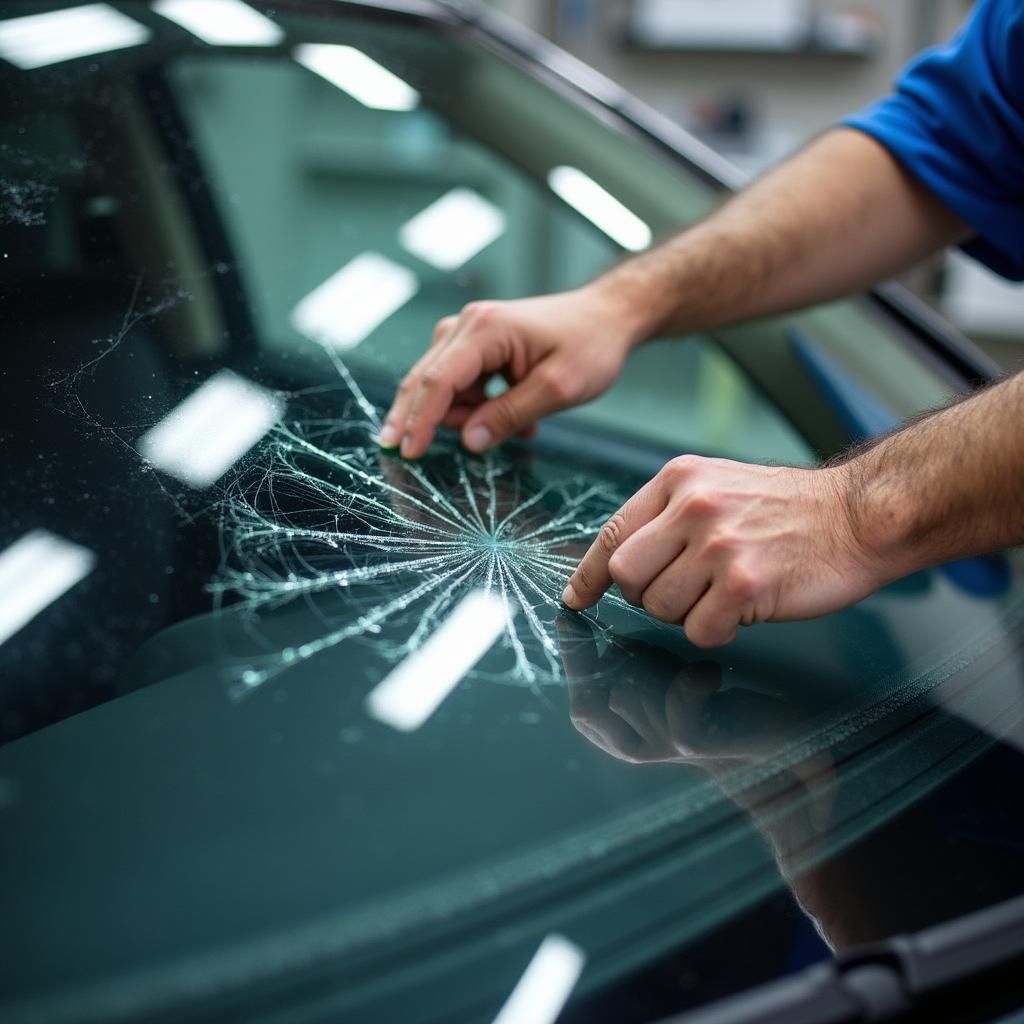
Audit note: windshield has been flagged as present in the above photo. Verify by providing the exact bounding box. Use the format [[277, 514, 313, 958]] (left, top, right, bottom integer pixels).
[[2, 4, 1024, 1023]]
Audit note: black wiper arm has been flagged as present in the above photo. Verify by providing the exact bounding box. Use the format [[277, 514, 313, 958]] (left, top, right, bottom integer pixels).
[[656, 892, 1024, 1024]]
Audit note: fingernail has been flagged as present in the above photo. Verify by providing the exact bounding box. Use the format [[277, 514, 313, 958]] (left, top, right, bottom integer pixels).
[[464, 425, 492, 452], [400, 434, 416, 459], [379, 424, 399, 447], [562, 584, 578, 609]]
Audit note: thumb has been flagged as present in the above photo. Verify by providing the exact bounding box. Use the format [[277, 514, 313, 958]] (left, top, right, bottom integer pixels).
[[461, 365, 570, 452]]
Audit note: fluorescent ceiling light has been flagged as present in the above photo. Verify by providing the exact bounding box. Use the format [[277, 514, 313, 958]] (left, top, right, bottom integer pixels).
[[138, 370, 283, 488], [491, 934, 586, 1024], [400, 188, 506, 272], [294, 43, 419, 111], [152, 0, 284, 46], [0, 530, 95, 647], [0, 3, 151, 69], [547, 166, 652, 252], [365, 590, 508, 732], [291, 252, 419, 352]]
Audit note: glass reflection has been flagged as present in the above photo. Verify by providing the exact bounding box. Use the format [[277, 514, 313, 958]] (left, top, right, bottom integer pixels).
[[0, 531, 95, 647], [558, 610, 1024, 953], [293, 43, 420, 111], [137, 370, 284, 489], [0, 4, 150, 69], [547, 166, 652, 251], [290, 253, 419, 352], [152, 0, 284, 47], [399, 188, 507, 272]]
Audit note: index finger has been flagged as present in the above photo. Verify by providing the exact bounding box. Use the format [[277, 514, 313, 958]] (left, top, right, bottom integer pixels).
[[399, 334, 491, 458], [379, 315, 457, 448], [563, 479, 666, 610]]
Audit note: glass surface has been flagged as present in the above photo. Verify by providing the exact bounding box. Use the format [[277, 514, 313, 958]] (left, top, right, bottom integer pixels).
[[1, 4, 1022, 1024]]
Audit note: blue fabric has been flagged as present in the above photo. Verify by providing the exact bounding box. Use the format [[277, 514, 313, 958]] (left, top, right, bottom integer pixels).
[[842, 0, 1024, 281]]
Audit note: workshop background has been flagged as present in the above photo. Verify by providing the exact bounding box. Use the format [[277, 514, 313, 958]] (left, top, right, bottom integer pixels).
[[488, 0, 1024, 370]]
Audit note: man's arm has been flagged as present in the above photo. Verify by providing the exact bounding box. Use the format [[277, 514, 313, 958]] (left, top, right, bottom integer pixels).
[[563, 372, 1024, 648], [381, 128, 969, 458], [594, 127, 969, 341]]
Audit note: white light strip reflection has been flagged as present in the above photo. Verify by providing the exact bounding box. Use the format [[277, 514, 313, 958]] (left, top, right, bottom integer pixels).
[[294, 43, 419, 111], [400, 188, 506, 272], [0, 531, 95, 647], [491, 934, 586, 1024], [547, 166, 652, 252], [366, 590, 507, 732], [0, 4, 151, 69], [138, 370, 283, 489], [152, 0, 284, 46], [291, 252, 418, 352]]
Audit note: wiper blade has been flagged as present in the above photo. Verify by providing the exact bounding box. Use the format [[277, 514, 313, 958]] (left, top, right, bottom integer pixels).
[[657, 892, 1024, 1024]]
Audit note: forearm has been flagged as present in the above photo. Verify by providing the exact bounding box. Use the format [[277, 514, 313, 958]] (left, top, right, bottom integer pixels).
[[838, 371, 1024, 577], [589, 128, 970, 345]]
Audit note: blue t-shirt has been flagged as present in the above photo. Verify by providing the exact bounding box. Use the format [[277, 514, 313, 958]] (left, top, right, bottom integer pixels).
[[842, 0, 1024, 281]]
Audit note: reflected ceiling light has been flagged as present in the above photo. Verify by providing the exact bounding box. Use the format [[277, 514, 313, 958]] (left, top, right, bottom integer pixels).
[[152, 0, 284, 47], [491, 934, 586, 1024], [399, 188, 506, 272], [547, 165, 652, 252], [291, 252, 418, 351], [293, 43, 419, 111], [0, 3, 151, 69], [365, 590, 508, 732], [138, 370, 283, 489], [0, 530, 95, 647]]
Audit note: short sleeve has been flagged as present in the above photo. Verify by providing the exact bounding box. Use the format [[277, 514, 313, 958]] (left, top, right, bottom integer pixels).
[[841, 0, 1024, 281]]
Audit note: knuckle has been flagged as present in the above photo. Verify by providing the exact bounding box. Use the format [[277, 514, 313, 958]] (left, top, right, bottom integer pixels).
[[420, 365, 444, 389], [597, 513, 626, 556], [539, 366, 578, 405], [724, 565, 758, 601], [461, 300, 498, 327], [704, 527, 738, 555], [397, 376, 418, 397], [607, 549, 631, 585], [662, 454, 700, 483], [680, 489, 718, 518], [433, 315, 456, 338], [684, 623, 716, 649], [641, 592, 674, 623]]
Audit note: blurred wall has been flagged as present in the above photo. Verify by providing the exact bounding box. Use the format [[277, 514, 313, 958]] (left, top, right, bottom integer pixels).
[[498, 1, 971, 170]]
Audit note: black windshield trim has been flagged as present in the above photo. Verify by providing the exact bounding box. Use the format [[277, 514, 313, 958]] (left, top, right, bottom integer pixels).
[[656, 892, 1024, 1024]]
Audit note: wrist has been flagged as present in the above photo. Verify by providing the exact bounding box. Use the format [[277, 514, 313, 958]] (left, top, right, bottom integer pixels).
[[822, 457, 922, 585], [579, 273, 666, 352]]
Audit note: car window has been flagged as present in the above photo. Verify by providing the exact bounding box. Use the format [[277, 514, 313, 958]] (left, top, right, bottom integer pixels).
[[1, 5, 1023, 1024]]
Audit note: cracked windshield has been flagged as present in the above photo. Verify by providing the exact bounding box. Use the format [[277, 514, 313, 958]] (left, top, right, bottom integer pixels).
[[2, 3, 1024, 1023]]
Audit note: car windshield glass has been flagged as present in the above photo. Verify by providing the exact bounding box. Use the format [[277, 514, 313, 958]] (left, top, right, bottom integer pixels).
[[2, 4, 1023, 1023]]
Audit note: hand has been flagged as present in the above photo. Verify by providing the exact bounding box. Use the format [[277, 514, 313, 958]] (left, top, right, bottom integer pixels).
[[558, 613, 837, 840], [379, 286, 639, 459], [562, 455, 886, 648], [558, 615, 725, 766]]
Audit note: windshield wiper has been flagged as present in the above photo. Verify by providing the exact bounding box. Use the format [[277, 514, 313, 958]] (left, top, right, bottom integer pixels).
[[657, 891, 1024, 1024]]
